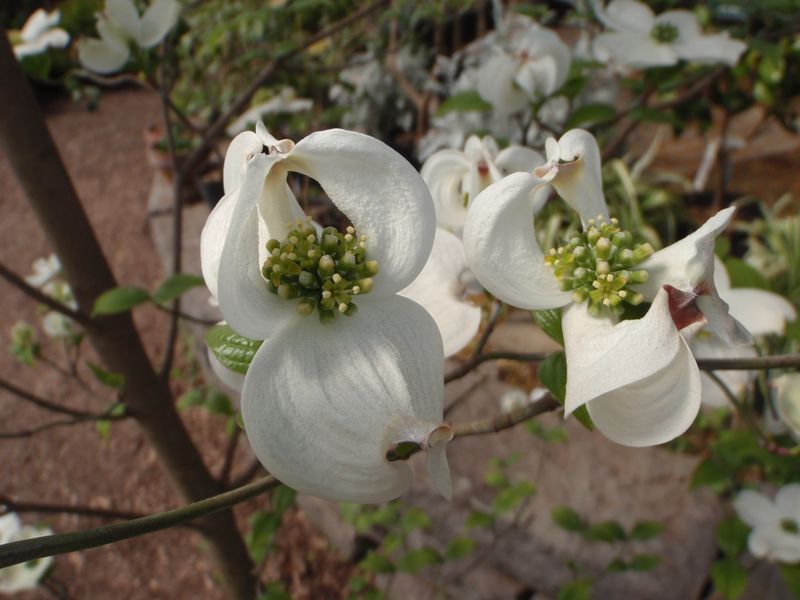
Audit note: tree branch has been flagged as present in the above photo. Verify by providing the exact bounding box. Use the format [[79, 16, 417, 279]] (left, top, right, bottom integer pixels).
[[0, 378, 93, 419], [452, 394, 561, 437]]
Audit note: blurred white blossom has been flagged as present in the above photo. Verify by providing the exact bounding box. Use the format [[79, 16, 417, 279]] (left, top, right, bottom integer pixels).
[[734, 485, 800, 563], [10, 9, 70, 59]]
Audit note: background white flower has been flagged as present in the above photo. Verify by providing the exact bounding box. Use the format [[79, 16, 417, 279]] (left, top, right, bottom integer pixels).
[[734, 485, 800, 563], [0, 513, 53, 593], [11, 9, 70, 59], [25, 254, 61, 288]]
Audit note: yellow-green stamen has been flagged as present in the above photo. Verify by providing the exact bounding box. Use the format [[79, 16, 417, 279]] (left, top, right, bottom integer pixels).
[[651, 22, 679, 44]]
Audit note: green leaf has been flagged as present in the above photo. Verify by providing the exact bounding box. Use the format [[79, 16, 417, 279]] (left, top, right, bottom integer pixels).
[[565, 103, 616, 129], [445, 536, 476, 560], [152, 273, 206, 304], [711, 558, 747, 600], [557, 579, 592, 600], [466, 510, 494, 529], [552, 506, 585, 533], [492, 481, 536, 514], [360, 552, 395, 574], [716, 517, 750, 557], [92, 286, 150, 316], [571, 405, 594, 431], [402, 507, 431, 533], [397, 548, 441, 573], [272, 485, 296, 515], [206, 324, 263, 374], [95, 419, 111, 440], [246, 511, 283, 563], [584, 520, 627, 543], [257, 583, 292, 600], [690, 458, 732, 491], [630, 520, 664, 541], [204, 389, 234, 416], [780, 564, 800, 598], [177, 389, 204, 410], [723, 257, 770, 290], [629, 554, 660, 571], [629, 106, 675, 124], [436, 91, 491, 116], [786, 319, 800, 343], [538, 351, 567, 404], [607, 558, 628, 572], [87, 362, 125, 390], [532, 308, 564, 346]]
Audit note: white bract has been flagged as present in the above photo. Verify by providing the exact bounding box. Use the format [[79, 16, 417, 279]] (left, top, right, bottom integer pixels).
[[591, 0, 746, 69], [421, 135, 545, 233], [475, 19, 571, 115], [10, 9, 70, 59], [201, 123, 452, 502], [734, 485, 800, 563], [692, 258, 796, 407], [0, 513, 53, 593], [463, 128, 750, 447], [77, 0, 181, 74]]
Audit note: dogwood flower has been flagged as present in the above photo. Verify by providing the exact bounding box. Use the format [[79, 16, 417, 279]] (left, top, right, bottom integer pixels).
[[25, 254, 61, 288], [10, 9, 70, 59], [24, 255, 78, 340], [421, 135, 545, 233], [734, 485, 800, 563], [201, 123, 452, 502], [77, 0, 181, 74], [463, 128, 750, 446], [0, 513, 53, 593], [475, 18, 571, 115], [591, 0, 746, 69], [692, 258, 796, 407]]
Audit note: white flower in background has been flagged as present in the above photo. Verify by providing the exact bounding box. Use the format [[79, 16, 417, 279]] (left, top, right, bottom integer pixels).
[[692, 258, 796, 407], [463, 128, 750, 447], [399, 228, 481, 358], [25, 255, 78, 340], [226, 88, 313, 136], [77, 0, 181, 74], [475, 18, 571, 116], [10, 9, 70, 59], [0, 513, 53, 593], [591, 0, 746, 69], [421, 135, 545, 233], [500, 386, 548, 413], [734, 485, 800, 563], [24, 254, 61, 288], [774, 374, 800, 438], [201, 123, 452, 502]]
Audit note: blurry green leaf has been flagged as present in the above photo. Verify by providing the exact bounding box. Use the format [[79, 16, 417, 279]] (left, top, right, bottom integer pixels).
[[402, 507, 431, 533], [629, 553, 660, 571], [177, 388, 204, 410], [780, 564, 800, 598], [272, 485, 296, 514], [724, 257, 770, 290], [607, 558, 628, 572], [206, 324, 263, 374], [95, 419, 111, 440], [247, 511, 283, 563], [690, 458, 732, 491], [630, 106, 675, 124], [557, 579, 592, 600], [92, 286, 150, 316], [584, 520, 627, 543], [360, 552, 394, 574], [152, 273, 206, 304], [538, 351, 567, 404], [786, 319, 800, 343], [484, 464, 509, 488], [466, 510, 494, 529], [552, 506, 585, 533], [492, 481, 536, 513], [258, 583, 292, 600], [397, 548, 441, 573], [204, 389, 234, 416], [565, 103, 616, 129], [436, 91, 491, 116], [87, 362, 125, 390], [631, 520, 664, 541], [716, 517, 750, 557], [711, 558, 747, 600], [532, 308, 564, 346], [445, 536, 476, 560]]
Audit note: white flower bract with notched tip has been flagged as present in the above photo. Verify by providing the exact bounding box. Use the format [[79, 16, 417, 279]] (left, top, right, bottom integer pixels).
[[734, 485, 800, 563], [463, 128, 750, 447], [201, 124, 453, 503]]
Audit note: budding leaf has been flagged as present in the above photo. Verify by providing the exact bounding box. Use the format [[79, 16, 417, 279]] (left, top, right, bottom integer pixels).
[[87, 362, 125, 390], [584, 520, 627, 543], [532, 308, 564, 346], [552, 506, 585, 533], [206, 324, 263, 374], [152, 273, 206, 304], [445, 536, 476, 560], [556, 579, 592, 600], [398, 548, 442, 573], [92, 286, 150, 316]]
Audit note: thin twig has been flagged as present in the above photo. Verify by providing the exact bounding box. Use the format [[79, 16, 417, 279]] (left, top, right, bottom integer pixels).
[[218, 427, 242, 489], [444, 351, 549, 384], [0, 411, 127, 440], [0, 263, 91, 326], [0, 378, 92, 419], [697, 354, 800, 370], [0, 496, 144, 522], [452, 394, 561, 437], [705, 370, 768, 441], [153, 303, 217, 325]]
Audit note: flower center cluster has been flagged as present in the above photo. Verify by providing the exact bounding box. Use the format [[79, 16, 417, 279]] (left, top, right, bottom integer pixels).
[[262, 218, 378, 323], [544, 215, 654, 316], [781, 518, 799, 534], [651, 22, 679, 44]]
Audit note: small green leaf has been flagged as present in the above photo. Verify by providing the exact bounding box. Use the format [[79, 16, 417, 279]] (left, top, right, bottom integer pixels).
[[532, 308, 564, 346], [92, 286, 150, 316], [204, 389, 234, 415], [466, 510, 494, 529], [246, 511, 282, 563], [690, 458, 732, 491], [492, 481, 536, 514], [177, 389, 204, 410], [436, 91, 492, 116], [538, 351, 567, 404], [629, 106, 675, 124], [723, 257, 770, 290], [152, 273, 206, 304], [206, 324, 263, 374], [629, 553, 660, 571], [402, 507, 431, 533], [272, 485, 296, 514], [631, 520, 664, 541], [607, 558, 628, 572], [445, 536, 476, 560], [571, 405, 594, 431], [584, 520, 627, 543], [95, 419, 111, 440], [711, 558, 747, 600], [360, 552, 395, 574], [780, 564, 800, 598], [552, 506, 585, 533], [565, 103, 616, 129], [716, 517, 750, 557], [557, 579, 592, 600], [397, 548, 441, 573], [87, 362, 125, 390], [257, 583, 292, 600]]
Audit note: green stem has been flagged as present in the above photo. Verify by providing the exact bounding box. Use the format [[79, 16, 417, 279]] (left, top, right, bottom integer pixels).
[[0, 477, 278, 569]]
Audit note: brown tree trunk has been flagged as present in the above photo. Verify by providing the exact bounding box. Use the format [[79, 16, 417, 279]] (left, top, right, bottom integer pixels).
[[0, 35, 256, 600]]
